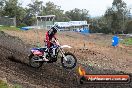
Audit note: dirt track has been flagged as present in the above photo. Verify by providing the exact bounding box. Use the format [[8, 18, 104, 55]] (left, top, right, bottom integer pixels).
[[0, 30, 132, 88], [0, 31, 79, 88]]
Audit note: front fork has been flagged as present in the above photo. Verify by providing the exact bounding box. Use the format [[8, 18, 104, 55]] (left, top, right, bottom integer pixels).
[[59, 48, 68, 61]]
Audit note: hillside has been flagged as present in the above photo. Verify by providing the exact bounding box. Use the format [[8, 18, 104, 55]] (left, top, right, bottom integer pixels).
[[0, 29, 132, 88]]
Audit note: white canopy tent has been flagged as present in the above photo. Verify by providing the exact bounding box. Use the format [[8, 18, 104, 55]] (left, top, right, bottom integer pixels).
[[55, 21, 89, 29]]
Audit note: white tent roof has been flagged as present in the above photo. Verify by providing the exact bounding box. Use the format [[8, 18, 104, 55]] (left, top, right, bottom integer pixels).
[[55, 22, 70, 27], [55, 21, 89, 27], [69, 21, 88, 26]]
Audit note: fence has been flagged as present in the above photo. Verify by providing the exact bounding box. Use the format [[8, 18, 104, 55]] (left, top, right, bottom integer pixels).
[[0, 17, 16, 26]]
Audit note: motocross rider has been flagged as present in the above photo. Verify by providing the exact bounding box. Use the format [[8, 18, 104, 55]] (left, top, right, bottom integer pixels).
[[43, 24, 59, 61]]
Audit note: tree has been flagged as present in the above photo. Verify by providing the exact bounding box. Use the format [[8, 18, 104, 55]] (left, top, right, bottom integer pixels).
[[126, 21, 132, 33], [16, 6, 27, 26], [2, 0, 28, 26], [28, 0, 43, 16], [0, 0, 4, 16], [22, 9, 36, 26], [104, 0, 129, 34], [44, 1, 68, 21], [27, 1, 68, 22], [3, 0, 18, 17], [65, 8, 89, 21]]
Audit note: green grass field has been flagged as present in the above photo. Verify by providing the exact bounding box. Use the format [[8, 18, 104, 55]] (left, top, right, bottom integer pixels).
[[0, 80, 22, 88], [0, 26, 20, 31], [121, 38, 132, 46], [0, 80, 8, 88]]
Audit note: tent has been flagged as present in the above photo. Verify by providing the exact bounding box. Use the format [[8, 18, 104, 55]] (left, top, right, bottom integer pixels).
[[80, 27, 89, 35], [20, 26, 36, 30]]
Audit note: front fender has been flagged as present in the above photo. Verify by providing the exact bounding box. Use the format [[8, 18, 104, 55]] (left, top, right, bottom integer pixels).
[[60, 45, 72, 49]]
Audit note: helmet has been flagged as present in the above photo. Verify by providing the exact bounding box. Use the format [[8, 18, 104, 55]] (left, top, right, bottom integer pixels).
[[48, 24, 59, 35], [51, 24, 59, 33]]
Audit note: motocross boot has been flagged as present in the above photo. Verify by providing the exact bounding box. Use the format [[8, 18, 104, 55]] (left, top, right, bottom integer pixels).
[[43, 53, 49, 61], [43, 48, 49, 61]]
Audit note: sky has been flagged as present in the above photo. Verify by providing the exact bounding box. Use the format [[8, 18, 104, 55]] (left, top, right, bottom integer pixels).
[[21, 0, 132, 17]]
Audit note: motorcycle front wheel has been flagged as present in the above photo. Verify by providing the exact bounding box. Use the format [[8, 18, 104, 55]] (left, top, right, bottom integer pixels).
[[61, 52, 77, 69], [29, 54, 43, 68]]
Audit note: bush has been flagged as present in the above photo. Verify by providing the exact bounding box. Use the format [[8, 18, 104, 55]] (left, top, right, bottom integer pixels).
[[90, 27, 112, 34], [99, 27, 111, 34], [17, 23, 27, 28]]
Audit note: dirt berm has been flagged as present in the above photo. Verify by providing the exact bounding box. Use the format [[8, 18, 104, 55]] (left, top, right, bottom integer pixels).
[[0, 31, 132, 88]]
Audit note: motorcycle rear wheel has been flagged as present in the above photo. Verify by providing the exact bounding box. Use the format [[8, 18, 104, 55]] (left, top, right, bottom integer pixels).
[[29, 54, 43, 68]]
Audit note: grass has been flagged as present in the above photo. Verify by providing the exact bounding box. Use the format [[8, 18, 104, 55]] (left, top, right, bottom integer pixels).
[[0, 80, 22, 88], [121, 38, 132, 46], [0, 80, 8, 88], [12, 84, 22, 88], [0, 26, 20, 31]]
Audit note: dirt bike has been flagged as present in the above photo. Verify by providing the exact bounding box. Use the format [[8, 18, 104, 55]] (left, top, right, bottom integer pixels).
[[29, 40, 77, 69]]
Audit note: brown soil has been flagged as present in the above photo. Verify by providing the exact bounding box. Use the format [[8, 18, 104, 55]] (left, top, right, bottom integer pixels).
[[0, 30, 132, 88]]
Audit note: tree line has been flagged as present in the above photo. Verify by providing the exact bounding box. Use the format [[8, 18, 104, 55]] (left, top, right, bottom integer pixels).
[[0, 0, 89, 27], [90, 0, 132, 34], [0, 0, 132, 33]]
